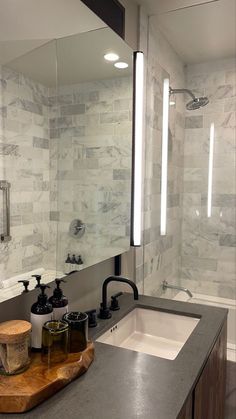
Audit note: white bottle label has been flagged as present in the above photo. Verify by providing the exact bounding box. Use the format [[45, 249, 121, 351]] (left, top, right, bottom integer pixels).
[[30, 312, 52, 349], [53, 305, 69, 321]]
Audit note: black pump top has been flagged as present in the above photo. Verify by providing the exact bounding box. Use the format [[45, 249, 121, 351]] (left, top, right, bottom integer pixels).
[[37, 284, 50, 305], [77, 255, 83, 265], [48, 279, 68, 308], [54, 278, 66, 298], [31, 284, 52, 315], [65, 253, 71, 263], [32, 274, 42, 288], [71, 254, 77, 264], [18, 280, 29, 293]]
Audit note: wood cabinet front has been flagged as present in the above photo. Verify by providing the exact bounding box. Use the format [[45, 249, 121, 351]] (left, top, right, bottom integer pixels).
[[194, 321, 227, 419]]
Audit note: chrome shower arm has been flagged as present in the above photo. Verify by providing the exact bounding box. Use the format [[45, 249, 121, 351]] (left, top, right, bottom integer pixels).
[[169, 87, 196, 101]]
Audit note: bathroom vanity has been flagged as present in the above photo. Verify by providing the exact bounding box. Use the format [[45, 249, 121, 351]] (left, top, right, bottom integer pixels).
[[0, 294, 227, 419]]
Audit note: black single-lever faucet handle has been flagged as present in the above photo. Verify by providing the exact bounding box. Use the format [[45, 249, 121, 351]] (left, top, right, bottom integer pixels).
[[85, 309, 97, 328], [18, 280, 30, 293], [110, 292, 123, 311]]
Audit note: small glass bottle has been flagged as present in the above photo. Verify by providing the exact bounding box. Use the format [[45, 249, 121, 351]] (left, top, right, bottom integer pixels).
[[71, 254, 77, 271], [49, 279, 69, 321], [77, 255, 84, 271], [64, 253, 71, 274]]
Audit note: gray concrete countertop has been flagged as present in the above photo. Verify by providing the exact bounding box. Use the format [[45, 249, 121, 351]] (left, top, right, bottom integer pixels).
[[0, 294, 228, 419]]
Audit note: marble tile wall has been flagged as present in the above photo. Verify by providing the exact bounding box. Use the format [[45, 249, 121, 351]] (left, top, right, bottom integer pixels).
[[0, 65, 56, 285], [49, 76, 132, 273], [181, 58, 236, 299], [137, 10, 186, 297]]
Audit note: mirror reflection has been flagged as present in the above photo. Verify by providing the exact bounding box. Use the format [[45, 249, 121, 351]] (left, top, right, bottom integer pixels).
[[0, 27, 133, 301]]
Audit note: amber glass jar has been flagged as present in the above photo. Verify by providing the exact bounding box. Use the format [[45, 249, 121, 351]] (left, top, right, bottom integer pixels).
[[41, 320, 69, 365]]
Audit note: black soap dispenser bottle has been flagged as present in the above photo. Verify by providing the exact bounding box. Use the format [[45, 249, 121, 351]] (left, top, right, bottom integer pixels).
[[30, 284, 53, 351], [49, 279, 69, 321]]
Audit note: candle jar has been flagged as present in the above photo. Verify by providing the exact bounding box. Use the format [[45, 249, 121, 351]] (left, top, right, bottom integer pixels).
[[0, 320, 31, 375], [41, 320, 69, 365], [63, 312, 88, 353]]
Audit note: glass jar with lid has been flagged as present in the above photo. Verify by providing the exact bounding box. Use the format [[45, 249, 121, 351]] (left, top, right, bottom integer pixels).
[[0, 320, 31, 375]]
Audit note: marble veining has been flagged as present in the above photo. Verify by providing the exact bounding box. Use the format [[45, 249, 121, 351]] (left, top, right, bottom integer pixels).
[[0, 65, 55, 285], [50, 76, 132, 273]]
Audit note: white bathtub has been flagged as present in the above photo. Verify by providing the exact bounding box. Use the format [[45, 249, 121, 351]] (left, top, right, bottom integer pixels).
[[174, 292, 236, 362]]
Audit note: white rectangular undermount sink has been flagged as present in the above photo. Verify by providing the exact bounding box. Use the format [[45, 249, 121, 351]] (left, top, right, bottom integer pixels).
[[96, 308, 200, 360]]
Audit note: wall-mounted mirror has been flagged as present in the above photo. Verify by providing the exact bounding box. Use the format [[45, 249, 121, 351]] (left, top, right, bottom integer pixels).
[[55, 28, 133, 275], [0, 5, 133, 302]]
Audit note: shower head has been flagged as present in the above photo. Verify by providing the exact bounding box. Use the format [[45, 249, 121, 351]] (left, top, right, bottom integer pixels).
[[169, 87, 209, 111], [186, 96, 209, 110]]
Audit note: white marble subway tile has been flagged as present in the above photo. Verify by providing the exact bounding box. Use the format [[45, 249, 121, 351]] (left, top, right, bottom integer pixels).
[[225, 70, 236, 85], [224, 97, 236, 112], [204, 111, 235, 129], [100, 111, 129, 124], [219, 234, 236, 247], [181, 255, 217, 271]]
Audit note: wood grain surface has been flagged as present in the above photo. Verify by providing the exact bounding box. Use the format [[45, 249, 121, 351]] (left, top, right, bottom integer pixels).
[[0, 342, 94, 413]]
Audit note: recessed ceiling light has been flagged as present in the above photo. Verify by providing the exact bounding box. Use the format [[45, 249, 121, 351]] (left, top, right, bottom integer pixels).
[[114, 62, 129, 69], [104, 53, 119, 62], [170, 101, 176, 106]]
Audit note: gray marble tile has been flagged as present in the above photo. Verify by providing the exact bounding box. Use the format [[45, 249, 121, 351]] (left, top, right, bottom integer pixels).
[[0, 143, 19, 156], [185, 116, 203, 129], [100, 111, 129, 124], [219, 234, 236, 247], [143, 229, 151, 245], [167, 194, 180, 208], [59, 126, 85, 138], [73, 91, 99, 104], [201, 194, 236, 208], [61, 104, 85, 115], [33, 136, 49, 149], [50, 116, 73, 128], [113, 169, 130, 180], [22, 233, 43, 246], [213, 84, 235, 100], [50, 211, 60, 221], [0, 78, 7, 89], [11, 202, 33, 215], [9, 98, 43, 115], [0, 106, 7, 117], [22, 254, 43, 269], [181, 255, 218, 271], [224, 98, 236, 112]]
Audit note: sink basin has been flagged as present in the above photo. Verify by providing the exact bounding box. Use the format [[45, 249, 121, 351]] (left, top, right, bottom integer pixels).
[[96, 308, 200, 360]]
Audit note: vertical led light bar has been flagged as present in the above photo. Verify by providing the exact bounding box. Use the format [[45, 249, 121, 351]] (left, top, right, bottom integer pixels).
[[131, 51, 144, 246], [207, 122, 215, 218], [160, 78, 170, 236]]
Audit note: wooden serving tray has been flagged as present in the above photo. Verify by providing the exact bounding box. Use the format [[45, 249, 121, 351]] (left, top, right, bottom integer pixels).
[[0, 342, 94, 413]]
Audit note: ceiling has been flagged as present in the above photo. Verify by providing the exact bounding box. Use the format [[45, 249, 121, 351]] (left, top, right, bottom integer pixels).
[[140, 0, 236, 64], [7, 28, 133, 87], [0, 0, 106, 65], [138, 0, 220, 15]]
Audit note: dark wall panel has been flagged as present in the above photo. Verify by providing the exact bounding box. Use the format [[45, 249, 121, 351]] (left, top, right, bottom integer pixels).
[[81, 0, 125, 38]]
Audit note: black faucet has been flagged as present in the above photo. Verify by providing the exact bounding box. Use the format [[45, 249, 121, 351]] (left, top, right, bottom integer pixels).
[[98, 276, 139, 319]]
